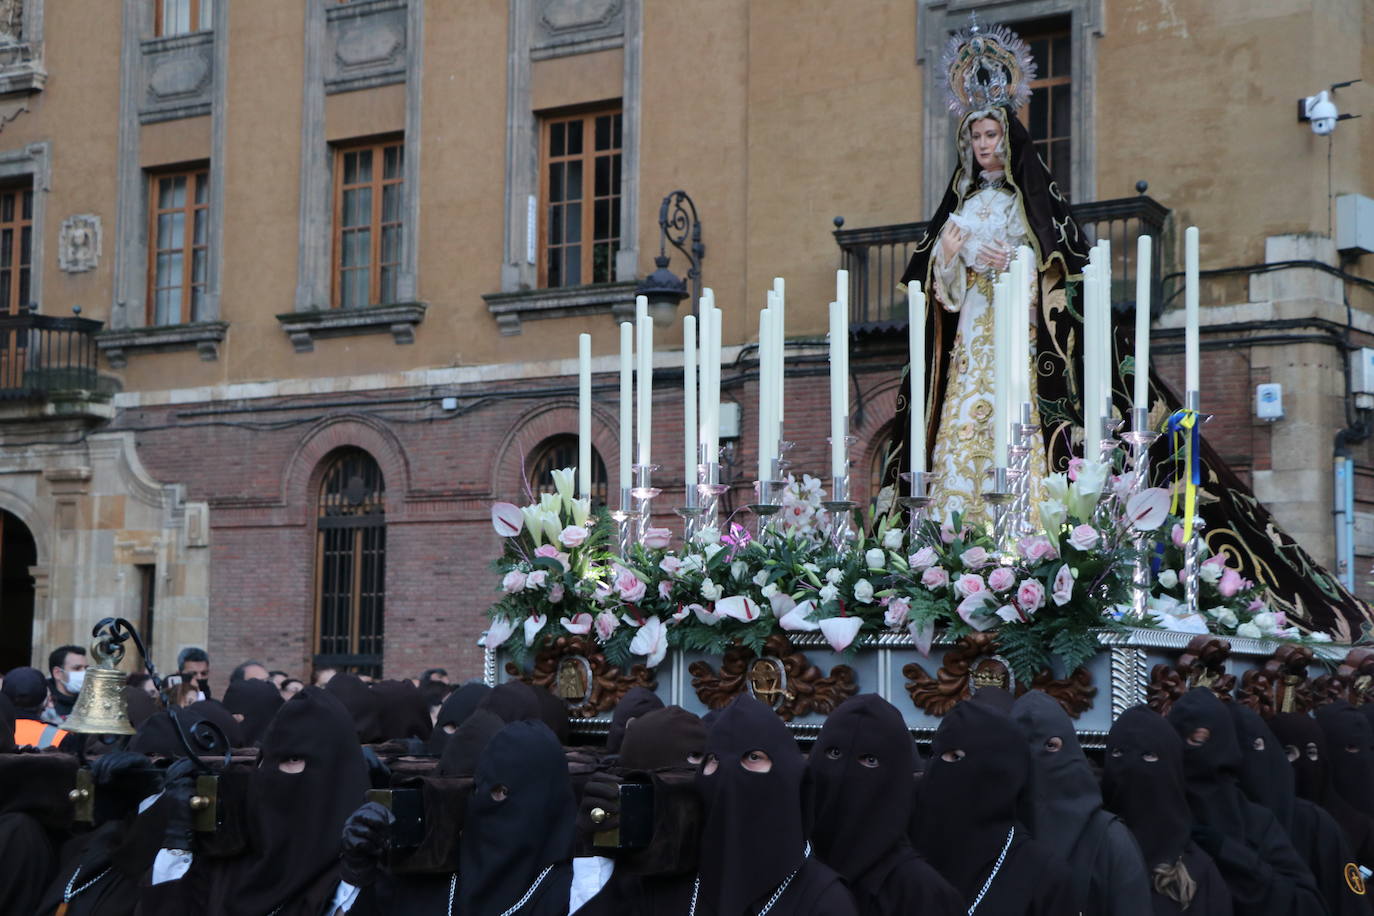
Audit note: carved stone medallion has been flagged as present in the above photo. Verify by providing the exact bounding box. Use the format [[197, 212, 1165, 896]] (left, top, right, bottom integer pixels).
[[688, 634, 856, 722], [59, 214, 101, 274], [507, 635, 655, 718]]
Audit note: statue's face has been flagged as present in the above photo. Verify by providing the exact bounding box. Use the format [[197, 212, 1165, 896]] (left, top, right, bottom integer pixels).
[[969, 117, 1005, 172]]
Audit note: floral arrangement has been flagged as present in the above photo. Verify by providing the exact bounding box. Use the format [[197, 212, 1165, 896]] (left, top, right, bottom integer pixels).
[[485, 463, 1332, 682]]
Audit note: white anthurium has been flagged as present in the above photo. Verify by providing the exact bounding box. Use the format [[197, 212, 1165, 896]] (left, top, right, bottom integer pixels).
[[551, 467, 576, 504], [560, 613, 593, 635], [491, 502, 524, 538], [629, 617, 668, 668], [1126, 487, 1171, 531], [716, 595, 761, 623], [819, 616, 863, 652], [909, 618, 935, 657], [484, 617, 516, 649], [523, 614, 547, 647], [778, 599, 821, 632], [692, 604, 721, 626]]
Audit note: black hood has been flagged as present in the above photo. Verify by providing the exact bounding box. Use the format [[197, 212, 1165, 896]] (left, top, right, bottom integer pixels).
[[1103, 705, 1194, 867], [1166, 687, 1248, 834], [1228, 703, 1296, 829], [1011, 690, 1103, 856], [428, 682, 491, 756], [606, 686, 664, 754], [619, 705, 706, 772]]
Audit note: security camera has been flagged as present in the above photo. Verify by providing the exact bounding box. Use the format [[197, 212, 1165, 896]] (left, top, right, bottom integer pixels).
[[1302, 90, 1338, 135]]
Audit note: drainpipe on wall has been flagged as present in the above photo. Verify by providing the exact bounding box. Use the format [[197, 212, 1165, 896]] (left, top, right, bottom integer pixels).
[[1334, 447, 1356, 590]]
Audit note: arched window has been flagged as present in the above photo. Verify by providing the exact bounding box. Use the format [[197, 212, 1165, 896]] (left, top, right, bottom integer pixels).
[[869, 423, 900, 509], [527, 434, 608, 508], [314, 449, 385, 678]]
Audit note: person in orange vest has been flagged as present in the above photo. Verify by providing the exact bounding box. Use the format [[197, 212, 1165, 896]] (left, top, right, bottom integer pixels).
[[1, 667, 68, 749]]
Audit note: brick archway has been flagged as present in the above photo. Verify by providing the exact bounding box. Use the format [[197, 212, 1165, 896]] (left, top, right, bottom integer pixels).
[[853, 376, 903, 506], [283, 416, 412, 525], [491, 400, 620, 502]]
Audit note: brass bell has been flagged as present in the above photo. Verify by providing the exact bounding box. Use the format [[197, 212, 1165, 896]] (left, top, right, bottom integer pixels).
[[63, 632, 135, 736]]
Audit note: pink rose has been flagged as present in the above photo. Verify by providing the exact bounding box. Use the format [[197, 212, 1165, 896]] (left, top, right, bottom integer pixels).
[[940, 523, 956, 544], [1067, 457, 1085, 482], [909, 546, 938, 571], [987, 567, 1016, 592], [548, 583, 565, 603], [1218, 568, 1244, 598], [1067, 524, 1100, 551], [954, 573, 987, 598], [1016, 579, 1046, 613], [884, 596, 911, 628], [658, 580, 673, 600], [1051, 564, 1074, 606], [921, 567, 950, 590], [501, 570, 527, 593], [558, 525, 589, 549], [1018, 535, 1057, 562], [560, 612, 593, 634], [1171, 524, 1186, 548], [594, 610, 620, 640], [614, 567, 647, 603], [659, 556, 685, 577], [525, 569, 548, 590], [642, 527, 673, 550], [960, 547, 990, 570]]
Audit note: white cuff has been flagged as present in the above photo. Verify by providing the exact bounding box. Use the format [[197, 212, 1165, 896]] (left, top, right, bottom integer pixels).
[[332, 880, 362, 912], [151, 848, 193, 885], [569, 856, 615, 913]]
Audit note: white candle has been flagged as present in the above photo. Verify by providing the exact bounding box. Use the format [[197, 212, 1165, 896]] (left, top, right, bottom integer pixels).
[[1013, 248, 1032, 410], [618, 322, 632, 493], [1099, 239, 1112, 420], [908, 283, 926, 474], [757, 307, 774, 481], [773, 277, 785, 425], [683, 315, 697, 492], [1081, 255, 1098, 458], [1134, 235, 1152, 410], [829, 301, 846, 479], [578, 333, 592, 498], [636, 297, 653, 467], [836, 271, 849, 418], [993, 275, 1009, 468], [703, 290, 720, 462], [1185, 227, 1200, 395]]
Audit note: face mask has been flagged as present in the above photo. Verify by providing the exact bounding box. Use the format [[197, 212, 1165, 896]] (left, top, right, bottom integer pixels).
[[66, 669, 86, 693]]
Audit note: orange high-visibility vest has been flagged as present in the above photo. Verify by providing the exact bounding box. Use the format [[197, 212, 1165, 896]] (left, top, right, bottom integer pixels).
[[13, 718, 67, 748]]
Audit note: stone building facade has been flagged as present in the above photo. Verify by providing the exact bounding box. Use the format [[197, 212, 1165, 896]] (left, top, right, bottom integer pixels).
[[0, 0, 1371, 690]]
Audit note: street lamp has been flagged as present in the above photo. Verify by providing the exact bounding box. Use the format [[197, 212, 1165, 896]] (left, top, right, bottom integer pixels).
[[635, 190, 703, 324]]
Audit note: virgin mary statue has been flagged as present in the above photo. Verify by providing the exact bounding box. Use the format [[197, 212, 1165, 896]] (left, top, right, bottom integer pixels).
[[900, 22, 1089, 529]]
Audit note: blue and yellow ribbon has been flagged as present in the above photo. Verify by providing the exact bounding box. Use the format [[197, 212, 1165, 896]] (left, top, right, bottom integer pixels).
[[1167, 409, 1201, 541]]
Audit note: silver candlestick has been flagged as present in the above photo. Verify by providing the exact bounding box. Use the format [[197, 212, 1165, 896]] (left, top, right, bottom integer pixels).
[[675, 471, 705, 544], [899, 470, 937, 541], [748, 474, 785, 539], [631, 464, 661, 545], [982, 466, 1016, 556], [822, 474, 858, 552], [1121, 405, 1163, 620], [610, 485, 634, 556], [1181, 390, 1202, 616], [695, 444, 730, 535]]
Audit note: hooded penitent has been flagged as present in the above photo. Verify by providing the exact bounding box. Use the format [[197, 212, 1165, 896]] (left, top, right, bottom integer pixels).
[[810, 694, 962, 916], [185, 699, 244, 748], [1272, 711, 1374, 868], [370, 679, 433, 741], [1316, 702, 1374, 819], [1011, 690, 1152, 916], [324, 673, 384, 743], [221, 678, 283, 746], [1231, 704, 1369, 916], [476, 679, 545, 726], [428, 682, 491, 756], [1104, 706, 1238, 915], [459, 720, 575, 916], [606, 686, 665, 755], [1166, 687, 1326, 916], [619, 705, 706, 771], [436, 708, 506, 779], [227, 686, 368, 916]]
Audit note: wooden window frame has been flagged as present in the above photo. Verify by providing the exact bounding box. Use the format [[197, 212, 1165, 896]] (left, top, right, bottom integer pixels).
[[0, 183, 32, 318], [155, 0, 212, 37], [537, 105, 623, 290], [331, 137, 405, 310], [1017, 20, 1072, 188], [147, 167, 209, 326]]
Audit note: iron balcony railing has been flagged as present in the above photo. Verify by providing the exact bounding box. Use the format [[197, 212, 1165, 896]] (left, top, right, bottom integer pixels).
[[0, 309, 105, 400], [835, 194, 1171, 329]]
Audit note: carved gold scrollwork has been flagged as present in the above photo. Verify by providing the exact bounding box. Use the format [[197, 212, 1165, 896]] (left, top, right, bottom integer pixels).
[[1237, 644, 1316, 717], [902, 632, 1096, 719], [1146, 635, 1236, 715], [1310, 648, 1374, 708], [688, 634, 857, 722], [507, 635, 656, 718]]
